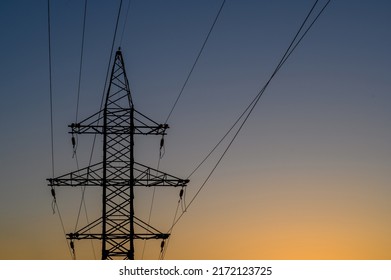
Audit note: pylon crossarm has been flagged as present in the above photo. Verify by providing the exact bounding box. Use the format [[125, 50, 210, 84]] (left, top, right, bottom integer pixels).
[[48, 161, 189, 188], [134, 109, 169, 135], [68, 108, 169, 135], [67, 216, 169, 241], [67, 216, 102, 240], [134, 216, 165, 235], [134, 162, 189, 187], [134, 233, 169, 240], [70, 110, 105, 134], [47, 162, 103, 187], [67, 233, 169, 240]]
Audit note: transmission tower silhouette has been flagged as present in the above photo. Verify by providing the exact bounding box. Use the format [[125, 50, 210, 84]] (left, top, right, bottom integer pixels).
[[48, 49, 189, 260]]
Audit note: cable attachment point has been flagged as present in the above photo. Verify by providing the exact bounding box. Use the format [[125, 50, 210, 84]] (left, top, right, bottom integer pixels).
[[50, 186, 56, 214], [159, 135, 165, 159], [70, 122, 81, 132], [158, 123, 169, 135], [71, 135, 76, 149], [70, 240, 76, 260], [179, 187, 187, 212], [68, 233, 77, 260], [71, 133, 77, 158], [160, 240, 165, 253], [179, 188, 184, 200]]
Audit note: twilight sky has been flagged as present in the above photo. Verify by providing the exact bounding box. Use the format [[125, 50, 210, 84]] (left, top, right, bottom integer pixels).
[[0, 0, 390, 260]]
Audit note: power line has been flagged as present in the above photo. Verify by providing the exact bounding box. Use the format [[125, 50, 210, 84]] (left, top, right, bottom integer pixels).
[[119, 0, 132, 46], [47, 0, 74, 259], [167, 0, 332, 236], [70, 0, 98, 260], [142, 1, 226, 259], [73, 0, 88, 231], [186, 0, 325, 180], [75, 0, 88, 125], [47, 0, 54, 179], [160, 198, 181, 260], [164, 0, 226, 124], [98, 0, 124, 111], [141, 185, 157, 259]]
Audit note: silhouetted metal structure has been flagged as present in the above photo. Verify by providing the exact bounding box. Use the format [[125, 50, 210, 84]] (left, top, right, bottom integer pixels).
[[48, 49, 189, 260]]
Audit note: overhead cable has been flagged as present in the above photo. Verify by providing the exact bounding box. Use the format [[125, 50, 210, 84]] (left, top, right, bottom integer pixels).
[[47, 0, 74, 259], [119, 0, 132, 46], [75, 0, 88, 125], [168, 0, 332, 235], [69, 0, 98, 260], [165, 0, 226, 123], [73, 0, 88, 231], [149, 1, 226, 259], [47, 0, 55, 180]]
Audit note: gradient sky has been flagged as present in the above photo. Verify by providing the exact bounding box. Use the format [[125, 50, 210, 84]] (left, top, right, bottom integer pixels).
[[0, 0, 390, 260]]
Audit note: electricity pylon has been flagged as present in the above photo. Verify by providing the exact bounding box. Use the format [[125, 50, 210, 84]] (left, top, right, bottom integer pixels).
[[48, 49, 189, 260]]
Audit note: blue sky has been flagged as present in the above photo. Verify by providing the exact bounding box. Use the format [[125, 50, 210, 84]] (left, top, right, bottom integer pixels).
[[0, 0, 390, 259]]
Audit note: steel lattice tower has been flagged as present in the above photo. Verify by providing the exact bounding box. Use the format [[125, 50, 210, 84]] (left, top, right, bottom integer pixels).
[[48, 49, 189, 260]]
